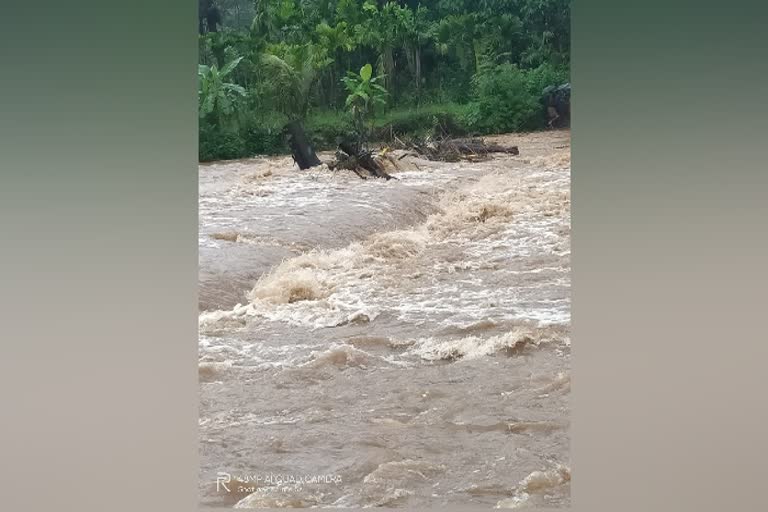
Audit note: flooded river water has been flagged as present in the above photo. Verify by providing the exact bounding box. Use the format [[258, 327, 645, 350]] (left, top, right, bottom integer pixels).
[[198, 131, 571, 508]]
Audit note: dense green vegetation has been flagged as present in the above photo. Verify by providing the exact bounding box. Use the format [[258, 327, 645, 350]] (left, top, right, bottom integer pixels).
[[199, 0, 570, 162]]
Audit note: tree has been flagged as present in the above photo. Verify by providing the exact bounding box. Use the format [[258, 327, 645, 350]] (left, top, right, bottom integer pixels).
[[466, 63, 540, 132], [196, 0, 571, 162], [517, 0, 571, 67], [356, 1, 404, 95], [199, 0, 223, 34], [259, 45, 326, 168], [315, 21, 357, 107]]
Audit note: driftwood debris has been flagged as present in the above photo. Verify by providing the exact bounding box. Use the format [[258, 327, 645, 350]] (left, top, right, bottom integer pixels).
[[323, 135, 518, 180], [393, 135, 519, 162], [328, 140, 395, 180]]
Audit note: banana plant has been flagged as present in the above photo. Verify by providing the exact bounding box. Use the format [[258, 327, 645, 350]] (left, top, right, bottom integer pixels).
[[341, 63, 388, 149], [198, 56, 246, 128]]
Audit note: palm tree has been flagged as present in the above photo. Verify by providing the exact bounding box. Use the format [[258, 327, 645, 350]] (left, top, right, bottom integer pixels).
[[258, 45, 322, 121], [258, 45, 325, 168]]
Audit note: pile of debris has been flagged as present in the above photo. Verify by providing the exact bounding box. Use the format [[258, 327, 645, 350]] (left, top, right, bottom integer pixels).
[[390, 135, 519, 163], [286, 116, 519, 180], [327, 141, 396, 180], [324, 136, 520, 180]]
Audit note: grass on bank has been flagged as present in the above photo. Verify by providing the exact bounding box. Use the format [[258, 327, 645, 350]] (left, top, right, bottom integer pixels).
[[199, 63, 569, 162], [200, 101, 552, 162]]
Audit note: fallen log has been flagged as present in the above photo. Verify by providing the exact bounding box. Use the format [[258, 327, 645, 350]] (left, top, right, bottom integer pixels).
[[337, 141, 394, 180], [452, 138, 520, 155], [390, 135, 518, 162], [331, 150, 368, 179]]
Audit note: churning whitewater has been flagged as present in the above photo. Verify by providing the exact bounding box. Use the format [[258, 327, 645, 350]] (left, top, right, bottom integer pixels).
[[199, 131, 571, 508]]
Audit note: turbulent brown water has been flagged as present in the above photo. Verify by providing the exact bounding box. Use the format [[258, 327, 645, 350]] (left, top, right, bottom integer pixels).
[[198, 131, 571, 509]]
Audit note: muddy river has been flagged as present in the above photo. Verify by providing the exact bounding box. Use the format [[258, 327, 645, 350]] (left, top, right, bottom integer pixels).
[[198, 131, 571, 508]]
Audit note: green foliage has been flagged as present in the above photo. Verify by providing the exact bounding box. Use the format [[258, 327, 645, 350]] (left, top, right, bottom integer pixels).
[[522, 62, 570, 98], [258, 48, 317, 119], [198, 0, 571, 161], [342, 63, 389, 145], [242, 112, 289, 155], [199, 115, 287, 162], [198, 55, 247, 128], [305, 103, 472, 149], [305, 110, 354, 149], [199, 123, 244, 161], [342, 64, 388, 118], [465, 63, 540, 133], [374, 103, 472, 138]]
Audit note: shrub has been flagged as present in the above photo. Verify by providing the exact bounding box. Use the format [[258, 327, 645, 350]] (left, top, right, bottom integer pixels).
[[241, 114, 288, 155], [304, 105, 474, 148], [199, 123, 245, 161], [305, 110, 354, 149], [465, 64, 541, 134], [199, 110, 289, 161], [241, 125, 285, 156], [374, 103, 472, 139], [523, 62, 570, 98]]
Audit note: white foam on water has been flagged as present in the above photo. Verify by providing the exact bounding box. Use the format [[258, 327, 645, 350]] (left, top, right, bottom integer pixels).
[[406, 325, 564, 361], [199, 150, 570, 369], [496, 464, 571, 509]]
